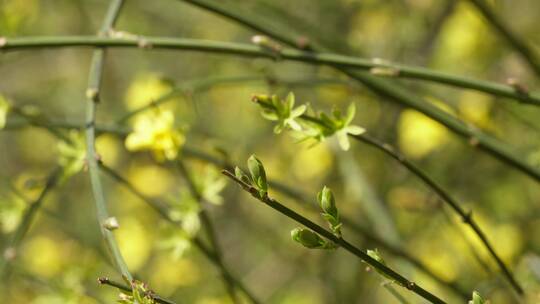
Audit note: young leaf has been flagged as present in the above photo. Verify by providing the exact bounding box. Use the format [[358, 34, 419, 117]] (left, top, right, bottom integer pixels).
[[247, 155, 267, 196], [291, 227, 336, 249]]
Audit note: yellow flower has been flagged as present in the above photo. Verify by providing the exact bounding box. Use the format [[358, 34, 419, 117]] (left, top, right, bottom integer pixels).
[[125, 110, 185, 161], [0, 95, 10, 129]]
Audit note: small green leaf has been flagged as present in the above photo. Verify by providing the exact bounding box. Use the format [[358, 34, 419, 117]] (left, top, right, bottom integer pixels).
[[291, 227, 336, 249], [247, 155, 267, 196], [468, 291, 486, 304], [234, 166, 251, 185], [317, 186, 337, 217], [344, 103, 356, 125]]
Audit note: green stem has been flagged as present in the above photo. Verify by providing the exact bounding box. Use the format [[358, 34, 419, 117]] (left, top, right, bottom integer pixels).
[[350, 133, 523, 295], [84, 0, 132, 280], [175, 0, 540, 182], [98, 163, 261, 304], [3, 35, 539, 106], [176, 160, 240, 303], [222, 170, 446, 304], [469, 0, 540, 78], [97, 277, 176, 304], [0, 169, 60, 279]]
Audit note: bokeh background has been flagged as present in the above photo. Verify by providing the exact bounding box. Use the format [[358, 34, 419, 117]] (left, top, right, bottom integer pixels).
[[1, 0, 540, 303]]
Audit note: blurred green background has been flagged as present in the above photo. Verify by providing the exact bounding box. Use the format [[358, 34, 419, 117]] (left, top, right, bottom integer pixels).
[[1, 0, 540, 303]]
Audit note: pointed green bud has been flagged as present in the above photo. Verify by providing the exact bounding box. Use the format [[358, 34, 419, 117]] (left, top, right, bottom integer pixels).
[[251, 94, 272, 104], [234, 166, 251, 185], [291, 227, 331, 249], [468, 291, 486, 304], [247, 155, 267, 196], [317, 186, 337, 217]]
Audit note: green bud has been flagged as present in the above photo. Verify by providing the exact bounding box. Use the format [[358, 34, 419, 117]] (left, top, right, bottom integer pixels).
[[251, 94, 272, 104], [317, 186, 338, 217], [291, 227, 326, 249], [468, 291, 486, 304], [102, 216, 120, 231], [234, 166, 251, 185], [247, 155, 267, 196]]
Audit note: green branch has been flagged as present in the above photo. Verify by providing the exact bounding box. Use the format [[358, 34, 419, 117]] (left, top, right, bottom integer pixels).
[[0, 169, 60, 279], [350, 133, 523, 295], [3, 35, 539, 106], [222, 169, 446, 304], [84, 0, 132, 280]]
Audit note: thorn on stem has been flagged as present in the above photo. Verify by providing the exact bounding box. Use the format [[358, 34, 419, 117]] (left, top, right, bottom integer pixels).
[[469, 137, 480, 147], [462, 210, 473, 223], [137, 38, 152, 49], [370, 67, 400, 77], [296, 36, 310, 49], [506, 77, 529, 95], [86, 88, 99, 102]]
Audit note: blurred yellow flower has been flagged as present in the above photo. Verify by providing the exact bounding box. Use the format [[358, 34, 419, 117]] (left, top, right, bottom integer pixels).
[[57, 130, 86, 182], [398, 99, 453, 158], [22, 236, 64, 278], [0, 95, 10, 129], [124, 74, 174, 110], [458, 91, 493, 129], [116, 218, 153, 272], [125, 110, 185, 162]]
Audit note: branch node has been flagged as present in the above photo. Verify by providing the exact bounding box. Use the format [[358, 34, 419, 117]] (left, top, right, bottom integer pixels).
[[86, 88, 100, 103], [0, 37, 6, 48], [137, 37, 152, 49], [506, 77, 529, 95], [468, 136, 480, 147], [3, 247, 16, 261], [370, 67, 400, 77]]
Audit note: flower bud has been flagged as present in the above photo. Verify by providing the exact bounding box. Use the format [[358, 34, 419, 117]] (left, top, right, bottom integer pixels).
[[468, 291, 486, 304], [234, 166, 251, 185], [247, 155, 267, 195], [317, 186, 337, 217], [291, 227, 325, 249]]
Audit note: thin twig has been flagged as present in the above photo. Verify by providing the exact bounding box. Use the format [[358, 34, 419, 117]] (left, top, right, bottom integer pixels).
[[0, 168, 61, 278], [469, 0, 540, 77], [84, 0, 132, 280], [350, 132, 524, 295], [97, 277, 176, 304], [222, 169, 447, 304]]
